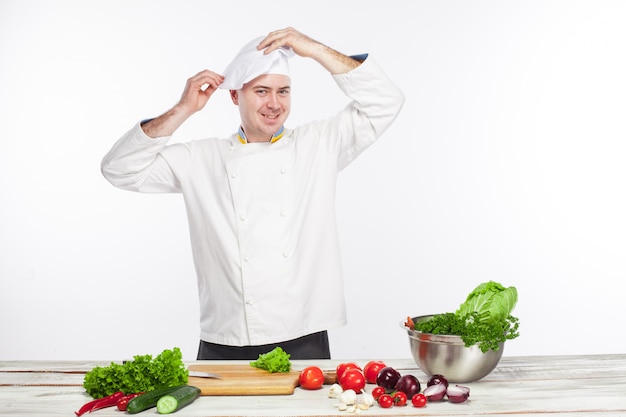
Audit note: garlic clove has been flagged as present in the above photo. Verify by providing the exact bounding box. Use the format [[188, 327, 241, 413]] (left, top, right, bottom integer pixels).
[[328, 383, 344, 398], [339, 389, 357, 405]]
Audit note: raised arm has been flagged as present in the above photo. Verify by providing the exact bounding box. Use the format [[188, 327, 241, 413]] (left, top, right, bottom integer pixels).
[[141, 70, 224, 138], [257, 27, 361, 75]]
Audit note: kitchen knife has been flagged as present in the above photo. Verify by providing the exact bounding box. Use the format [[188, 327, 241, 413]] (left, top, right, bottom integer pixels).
[[188, 370, 221, 379]]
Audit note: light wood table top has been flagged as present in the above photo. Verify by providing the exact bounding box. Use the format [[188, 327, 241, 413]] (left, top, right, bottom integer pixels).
[[2, 355, 625, 416]]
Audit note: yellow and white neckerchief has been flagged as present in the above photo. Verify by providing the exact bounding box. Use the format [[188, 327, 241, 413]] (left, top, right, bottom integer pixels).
[[237, 126, 285, 144]]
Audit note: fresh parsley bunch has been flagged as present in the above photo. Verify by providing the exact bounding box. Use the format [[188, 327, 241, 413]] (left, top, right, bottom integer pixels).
[[83, 347, 188, 398], [414, 281, 520, 353]]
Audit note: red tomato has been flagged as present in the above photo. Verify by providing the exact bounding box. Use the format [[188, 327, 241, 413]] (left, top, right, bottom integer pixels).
[[371, 386, 386, 401], [378, 393, 394, 408], [411, 393, 427, 408], [339, 368, 365, 393], [363, 360, 386, 384], [393, 391, 408, 406], [299, 366, 324, 390], [336, 362, 362, 382]]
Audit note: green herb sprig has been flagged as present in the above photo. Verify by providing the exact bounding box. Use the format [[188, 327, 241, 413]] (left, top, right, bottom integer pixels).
[[413, 281, 520, 353], [415, 311, 520, 353]]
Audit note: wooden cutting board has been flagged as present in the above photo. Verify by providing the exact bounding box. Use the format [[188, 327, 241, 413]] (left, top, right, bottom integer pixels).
[[188, 364, 302, 396]]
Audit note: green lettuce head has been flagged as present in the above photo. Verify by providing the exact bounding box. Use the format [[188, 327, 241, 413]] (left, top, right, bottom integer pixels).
[[456, 280, 518, 322]]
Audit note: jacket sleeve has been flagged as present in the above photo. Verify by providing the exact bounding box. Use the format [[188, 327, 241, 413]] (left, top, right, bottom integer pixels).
[[100, 122, 184, 193], [327, 56, 405, 170]]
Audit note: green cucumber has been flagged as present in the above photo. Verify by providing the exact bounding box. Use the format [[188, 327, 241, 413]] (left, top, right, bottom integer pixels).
[[156, 385, 201, 414], [126, 385, 187, 414]]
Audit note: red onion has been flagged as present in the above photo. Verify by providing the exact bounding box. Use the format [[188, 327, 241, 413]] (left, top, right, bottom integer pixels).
[[375, 366, 401, 391], [426, 374, 449, 388], [446, 385, 470, 403], [394, 374, 421, 399], [423, 383, 447, 401]]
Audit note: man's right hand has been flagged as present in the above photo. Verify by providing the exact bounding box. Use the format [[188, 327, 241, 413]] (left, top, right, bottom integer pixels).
[[142, 70, 224, 138], [177, 70, 224, 115]]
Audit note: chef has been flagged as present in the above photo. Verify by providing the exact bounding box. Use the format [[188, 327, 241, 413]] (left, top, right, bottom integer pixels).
[[101, 27, 404, 360]]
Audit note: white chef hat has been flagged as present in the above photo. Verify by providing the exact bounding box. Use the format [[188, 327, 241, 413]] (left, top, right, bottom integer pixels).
[[219, 36, 295, 90]]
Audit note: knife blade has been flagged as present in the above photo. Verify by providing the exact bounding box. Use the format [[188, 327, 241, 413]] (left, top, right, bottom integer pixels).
[[188, 370, 221, 379]]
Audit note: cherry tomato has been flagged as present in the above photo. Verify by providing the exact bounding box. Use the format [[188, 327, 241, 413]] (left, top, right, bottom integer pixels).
[[371, 386, 386, 401], [339, 368, 366, 393], [378, 393, 394, 408], [363, 360, 386, 384], [336, 362, 362, 382], [393, 391, 408, 406], [299, 366, 324, 390], [411, 393, 427, 408]]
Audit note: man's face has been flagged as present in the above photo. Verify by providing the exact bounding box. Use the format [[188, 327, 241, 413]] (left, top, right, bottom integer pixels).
[[230, 74, 291, 142]]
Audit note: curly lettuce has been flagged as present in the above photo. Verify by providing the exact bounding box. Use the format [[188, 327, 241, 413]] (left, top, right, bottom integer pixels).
[[250, 346, 291, 373], [83, 347, 188, 398]]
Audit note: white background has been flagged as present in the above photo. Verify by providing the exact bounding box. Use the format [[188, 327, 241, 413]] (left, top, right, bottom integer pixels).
[[1, 0, 625, 362]]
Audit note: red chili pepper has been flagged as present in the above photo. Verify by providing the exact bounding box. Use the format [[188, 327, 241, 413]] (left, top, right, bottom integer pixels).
[[75, 391, 124, 416], [116, 393, 141, 411]]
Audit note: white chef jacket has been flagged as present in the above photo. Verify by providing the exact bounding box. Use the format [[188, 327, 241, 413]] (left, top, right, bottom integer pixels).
[[101, 56, 404, 346]]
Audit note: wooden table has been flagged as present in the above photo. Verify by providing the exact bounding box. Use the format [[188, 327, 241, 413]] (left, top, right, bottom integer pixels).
[[1, 355, 625, 416]]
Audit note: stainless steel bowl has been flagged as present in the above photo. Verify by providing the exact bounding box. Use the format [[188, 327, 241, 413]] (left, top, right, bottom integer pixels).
[[403, 315, 504, 383]]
